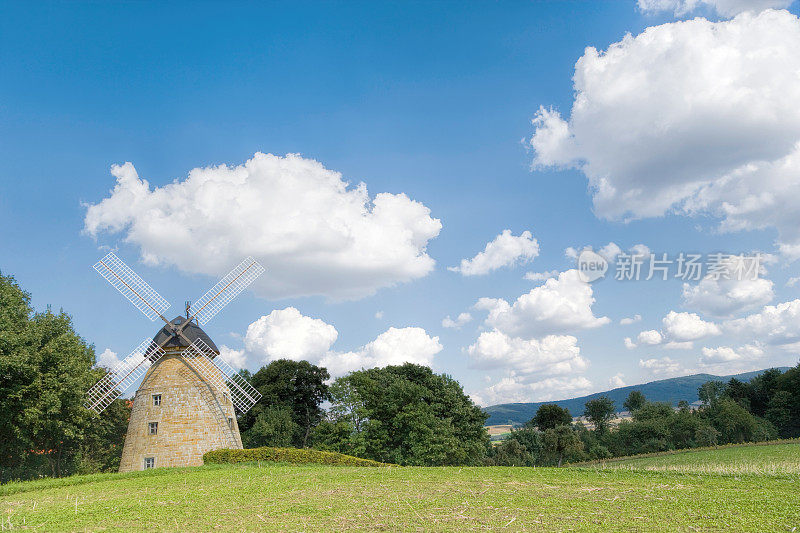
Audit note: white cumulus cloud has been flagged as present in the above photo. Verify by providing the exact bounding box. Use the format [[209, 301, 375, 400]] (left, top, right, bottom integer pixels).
[[637, 330, 664, 345], [449, 230, 539, 276], [237, 307, 441, 377], [620, 314, 642, 325], [662, 311, 722, 341], [639, 356, 684, 376], [244, 307, 338, 361], [700, 343, 764, 364], [475, 269, 610, 337], [480, 375, 593, 405], [84, 153, 442, 300], [530, 10, 800, 259], [724, 299, 800, 346], [96, 348, 122, 369], [467, 331, 588, 376], [609, 373, 626, 388], [682, 255, 774, 317], [442, 312, 473, 329]]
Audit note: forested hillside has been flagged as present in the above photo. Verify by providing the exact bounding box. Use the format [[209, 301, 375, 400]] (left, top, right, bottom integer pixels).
[[484, 369, 789, 426]]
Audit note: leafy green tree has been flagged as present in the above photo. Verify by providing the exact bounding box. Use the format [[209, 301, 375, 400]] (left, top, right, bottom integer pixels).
[[775, 364, 800, 437], [1, 272, 127, 480], [541, 426, 583, 467], [708, 397, 776, 443], [583, 396, 616, 434], [531, 404, 572, 430], [765, 390, 792, 437], [614, 419, 671, 455], [77, 397, 131, 474], [488, 439, 534, 466], [694, 424, 720, 447], [506, 427, 543, 461], [244, 405, 297, 448], [323, 364, 488, 466], [242, 359, 330, 448], [623, 390, 647, 413], [698, 380, 726, 407], [632, 402, 674, 422]]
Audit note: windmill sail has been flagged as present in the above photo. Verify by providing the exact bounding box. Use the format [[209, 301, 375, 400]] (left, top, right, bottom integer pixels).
[[183, 339, 261, 413], [94, 252, 170, 321], [188, 257, 264, 326], [85, 339, 166, 414]]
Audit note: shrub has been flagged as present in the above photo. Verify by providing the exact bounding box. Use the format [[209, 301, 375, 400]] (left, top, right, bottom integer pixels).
[[203, 447, 392, 467]]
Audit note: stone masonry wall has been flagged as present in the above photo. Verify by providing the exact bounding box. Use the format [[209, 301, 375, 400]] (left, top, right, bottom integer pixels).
[[118, 354, 243, 472]]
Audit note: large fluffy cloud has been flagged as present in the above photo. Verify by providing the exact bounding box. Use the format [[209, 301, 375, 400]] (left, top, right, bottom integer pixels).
[[475, 269, 610, 337], [243, 307, 338, 360], [467, 331, 587, 376], [638, 0, 793, 17], [724, 299, 800, 346], [320, 327, 442, 378], [478, 375, 593, 406], [682, 255, 774, 317], [630, 311, 721, 349], [84, 153, 442, 299], [449, 230, 539, 276], [530, 10, 800, 258], [234, 307, 441, 377], [468, 269, 606, 404]]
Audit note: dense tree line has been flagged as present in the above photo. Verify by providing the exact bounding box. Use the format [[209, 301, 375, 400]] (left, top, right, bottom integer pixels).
[[488, 365, 799, 466], [0, 273, 129, 482], [239, 361, 489, 466]]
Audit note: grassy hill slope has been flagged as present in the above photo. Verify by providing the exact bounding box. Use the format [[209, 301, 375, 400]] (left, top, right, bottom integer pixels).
[[484, 367, 788, 426], [2, 446, 799, 531], [581, 440, 800, 476]]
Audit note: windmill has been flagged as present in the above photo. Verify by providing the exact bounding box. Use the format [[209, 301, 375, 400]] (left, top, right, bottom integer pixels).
[[85, 252, 264, 472]]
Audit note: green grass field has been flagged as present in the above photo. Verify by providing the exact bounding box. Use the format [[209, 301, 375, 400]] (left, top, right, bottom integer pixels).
[[2, 443, 799, 531], [584, 440, 800, 476]]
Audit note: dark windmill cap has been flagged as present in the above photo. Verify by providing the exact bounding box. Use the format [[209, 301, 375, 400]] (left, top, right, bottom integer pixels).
[[152, 315, 220, 355]]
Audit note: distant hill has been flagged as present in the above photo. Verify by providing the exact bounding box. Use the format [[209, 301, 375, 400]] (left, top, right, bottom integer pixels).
[[483, 368, 790, 426]]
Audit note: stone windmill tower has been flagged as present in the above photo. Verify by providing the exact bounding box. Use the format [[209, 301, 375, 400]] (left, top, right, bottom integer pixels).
[[85, 252, 263, 472]]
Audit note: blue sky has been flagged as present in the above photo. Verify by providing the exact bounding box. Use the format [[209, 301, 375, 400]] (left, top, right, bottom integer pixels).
[[2, 1, 800, 406]]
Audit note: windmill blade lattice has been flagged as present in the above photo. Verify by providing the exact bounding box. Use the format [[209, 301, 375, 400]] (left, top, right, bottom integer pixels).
[[94, 252, 170, 321], [188, 257, 264, 326], [183, 339, 262, 413], [85, 339, 166, 414]]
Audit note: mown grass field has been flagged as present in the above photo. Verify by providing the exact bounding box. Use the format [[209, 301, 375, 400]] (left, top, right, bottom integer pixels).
[[583, 440, 800, 475], [2, 443, 799, 531]]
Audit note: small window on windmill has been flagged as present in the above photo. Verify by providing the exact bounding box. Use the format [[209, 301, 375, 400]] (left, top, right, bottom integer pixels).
[[152, 394, 161, 406], [228, 417, 233, 429], [144, 457, 155, 469], [148, 422, 158, 435]]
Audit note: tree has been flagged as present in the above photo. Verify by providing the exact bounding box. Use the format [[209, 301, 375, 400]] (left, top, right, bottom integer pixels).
[[765, 390, 792, 437], [323, 364, 489, 466], [242, 359, 330, 448], [542, 426, 583, 467], [488, 439, 533, 466], [244, 405, 297, 448], [623, 390, 647, 413], [584, 396, 616, 434], [1, 272, 128, 481], [698, 380, 726, 407], [531, 404, 572, 430]]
